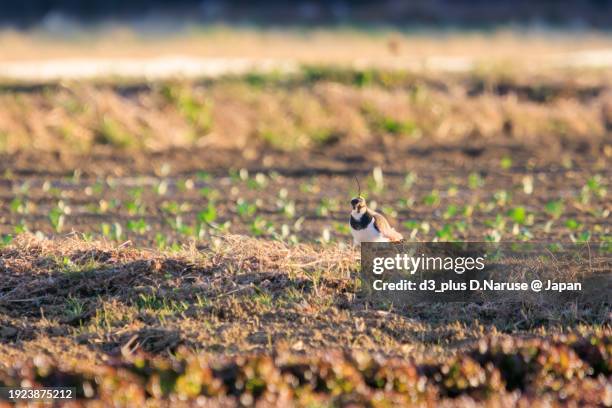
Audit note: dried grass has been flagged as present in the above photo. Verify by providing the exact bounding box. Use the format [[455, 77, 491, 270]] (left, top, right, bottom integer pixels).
[[0, 72, 609, 154], [0, 233, 356, 316]]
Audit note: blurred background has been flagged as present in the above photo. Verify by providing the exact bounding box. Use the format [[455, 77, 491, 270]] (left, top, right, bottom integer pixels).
[[3, 0, 612, 27], [2, 1, 612, 75]]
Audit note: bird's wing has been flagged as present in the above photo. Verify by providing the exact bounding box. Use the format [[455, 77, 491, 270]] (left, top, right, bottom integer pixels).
[[372, 211, 403, 241]]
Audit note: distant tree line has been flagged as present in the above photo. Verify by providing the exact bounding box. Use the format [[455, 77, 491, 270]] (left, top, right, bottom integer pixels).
[[2, 0, 612, 28]]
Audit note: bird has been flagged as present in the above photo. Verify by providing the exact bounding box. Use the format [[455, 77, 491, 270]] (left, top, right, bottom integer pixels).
[[349, 196, 403, 245]]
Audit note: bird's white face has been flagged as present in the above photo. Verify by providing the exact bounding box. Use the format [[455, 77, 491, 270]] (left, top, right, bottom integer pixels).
[[350, 197, 367, 219]]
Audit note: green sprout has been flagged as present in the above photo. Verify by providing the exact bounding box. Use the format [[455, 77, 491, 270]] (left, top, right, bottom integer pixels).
[[10, 198, 27, 214], [197, 171, 212, 182], [236, 198, 257, 218], [565, 219, 581, 230], [247, 173, 269, 190], [500, 156, 513, 170], [507, 207, 527, 225], [574, 231, 591, 242], [443, 204, 458, 219], [276, 189, 296, 218], [14, 220, 28, 234], [485, 214, 506, 232], [198, 202, 218, 224], [333, 222, 350, 235], [435, 224, 456, 241], [49, 205, 66, 233], [250, 216, 274, 236], [544, 200, 565, 219], [468, 172, 484, 189], [423, 190, 440, 206], [126, 219, 149, 235], [101, 222, 123, 241], [155, 233, 168, 250]]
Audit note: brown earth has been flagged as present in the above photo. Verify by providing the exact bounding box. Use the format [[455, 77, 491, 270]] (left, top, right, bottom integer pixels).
[[0, 142, 609, 245], [0, 234, 609, 406]]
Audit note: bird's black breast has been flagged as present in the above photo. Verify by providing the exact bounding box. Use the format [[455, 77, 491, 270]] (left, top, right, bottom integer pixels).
[[350, 211, 373, 230]]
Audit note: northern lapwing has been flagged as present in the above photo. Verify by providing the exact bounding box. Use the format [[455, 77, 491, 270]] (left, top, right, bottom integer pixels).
[[349, 196, 403, 245]]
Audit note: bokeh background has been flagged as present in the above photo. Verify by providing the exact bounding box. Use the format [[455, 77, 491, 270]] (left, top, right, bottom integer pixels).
[[3, 0, 612, 27]]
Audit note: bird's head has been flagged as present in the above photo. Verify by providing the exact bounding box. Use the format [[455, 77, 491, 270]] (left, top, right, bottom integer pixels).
[[351, 196, 367, 218]]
